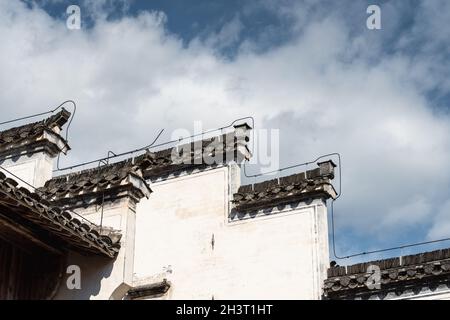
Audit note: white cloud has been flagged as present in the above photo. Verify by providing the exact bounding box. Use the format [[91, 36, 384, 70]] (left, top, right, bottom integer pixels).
[[428, 200, 450, 240], [1, 0, 450, 258], [203, 14, 243, 51]]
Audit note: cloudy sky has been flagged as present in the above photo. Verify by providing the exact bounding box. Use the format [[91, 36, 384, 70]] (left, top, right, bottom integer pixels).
[[2, 0, 450, 263]]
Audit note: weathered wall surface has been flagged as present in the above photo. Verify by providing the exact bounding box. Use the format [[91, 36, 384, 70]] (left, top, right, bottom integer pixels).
[[1, 151, 54, 188], [133, 165, 330, 300], [53, 165, 330, 300], [359, 288, 450, 300], [405, 290, 450, 300], [54, 198, 136, 300], [0, 238, 62, 300]]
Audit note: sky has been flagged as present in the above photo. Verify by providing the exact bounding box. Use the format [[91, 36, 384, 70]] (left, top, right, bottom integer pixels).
[[1, 0, 450, 264]]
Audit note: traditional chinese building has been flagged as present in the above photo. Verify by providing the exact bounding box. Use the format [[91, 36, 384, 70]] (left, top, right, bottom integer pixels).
[[0, 109, 449, 300], [324, 249, 450, 300]]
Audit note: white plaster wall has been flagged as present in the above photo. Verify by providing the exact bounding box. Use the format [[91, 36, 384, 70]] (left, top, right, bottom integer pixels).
[[134, 165, 330, 300], [385, 287, 450, 300], [55, 198, 136, 300], [1, 152, 54, 188], [408, 291, 450, 300]]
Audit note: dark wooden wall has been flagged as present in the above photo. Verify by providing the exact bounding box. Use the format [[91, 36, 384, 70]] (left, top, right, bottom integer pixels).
[[0, 238, 63, 300]]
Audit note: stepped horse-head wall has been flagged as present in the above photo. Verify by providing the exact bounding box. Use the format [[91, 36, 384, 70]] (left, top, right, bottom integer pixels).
[[52, 121, 336, 299], [2, 108, 450, 300], [132, 124, 336, 300], [0, 112, 337, 300], [0, 109, 121, 299]]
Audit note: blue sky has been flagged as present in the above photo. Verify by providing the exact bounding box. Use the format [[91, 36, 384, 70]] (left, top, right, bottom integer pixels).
[[27, 0, 299, 56], [3, 0, 450, 264]]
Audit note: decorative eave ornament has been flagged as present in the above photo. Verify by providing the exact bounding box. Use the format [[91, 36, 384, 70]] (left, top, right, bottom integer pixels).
[[0, 108, 71, 158]]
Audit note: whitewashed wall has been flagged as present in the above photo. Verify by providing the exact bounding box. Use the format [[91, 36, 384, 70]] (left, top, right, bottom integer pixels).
[[133, 165, 330, 300], [55, 198, 136, 300], [1, 151, 54, 188], [405, 290, 450, 300], [361, 288, 450, 300]]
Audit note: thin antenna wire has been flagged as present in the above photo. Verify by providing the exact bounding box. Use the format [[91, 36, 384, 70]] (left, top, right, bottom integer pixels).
[[244, 152, 450, 260], [331, 199, 450, 259], [0, 100, 77, 141], [53, 116, 254, 173], [54, 128, 165, 173], [0, 100, 94, 226], [243, 152, 341, 178], [5, 106, 448, 259], [93, 127, 165, 233], [96, 150, 117, 234], [0, 164, 97, 228], [0, 100, 78, 170], [56, 100, 77, 170], [0, 110, 53, 126]]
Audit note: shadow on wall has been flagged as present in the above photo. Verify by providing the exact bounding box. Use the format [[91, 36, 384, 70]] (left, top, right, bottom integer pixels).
[[55, 251, 115, 300]]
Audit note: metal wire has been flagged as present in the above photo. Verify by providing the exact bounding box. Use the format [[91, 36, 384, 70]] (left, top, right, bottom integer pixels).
[[0, 164, 96, 228], [243, 152, 341, 179], [330, 200, 450, 259], [244, 152, 450, 260], [9, 105, 446, 260], [56, 100, 77, 170], [0, 100, 76, 143], [0, 110, 53, 126], [0, 101, 98, 227], [53, 116, 254, 173], [0, 100, 78, 170]]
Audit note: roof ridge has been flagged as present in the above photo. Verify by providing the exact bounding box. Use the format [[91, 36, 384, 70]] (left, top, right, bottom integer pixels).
[[0, 171, 120, 258], [0, 107, 71, 136], [237, 165, 334, 194], [40, 155, 152, 202], [328, 248, 450, 277], [50, 129, 251, 183], [0, 108, 72, 150], [43, 107, 71, 129], [324, 247, 450, 298], [48, 157, 136, 183]]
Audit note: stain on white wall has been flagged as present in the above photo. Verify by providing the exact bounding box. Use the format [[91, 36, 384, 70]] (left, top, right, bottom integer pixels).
[[134, 165, 330, 299]]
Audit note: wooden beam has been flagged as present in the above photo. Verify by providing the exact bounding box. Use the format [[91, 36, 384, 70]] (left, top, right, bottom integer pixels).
[[0, 212, 63, 256]]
